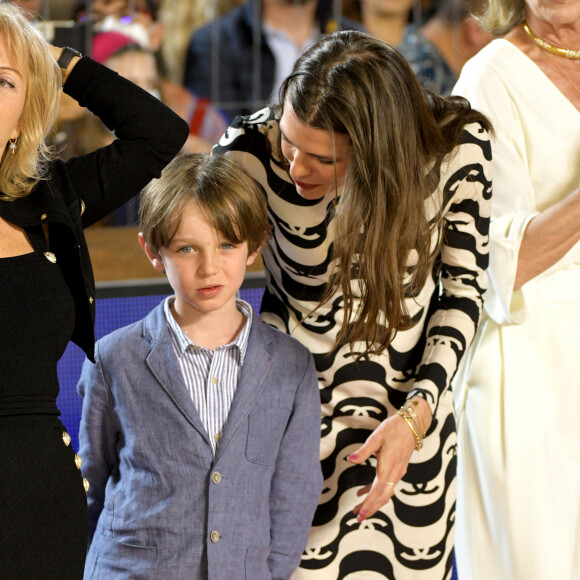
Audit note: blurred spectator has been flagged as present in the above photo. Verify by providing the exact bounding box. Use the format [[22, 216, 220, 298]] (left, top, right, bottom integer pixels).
[[159, 0, 243, 84], [357, 0, 416, 46], [61, 3, 230, 156], [398, 0, 492, 94], [183, 0, 365, 120], [73, 0, 164, 50], [93, 31, 229, 153]]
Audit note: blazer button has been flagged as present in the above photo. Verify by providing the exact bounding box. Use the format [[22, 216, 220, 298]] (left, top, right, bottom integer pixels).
[[211, 472, 221, 484], [88, 296, 94, 304], [74, 454, 83, 469], [62, 431, 71, 446], [210, 530, 220, 543], [40, 213, 47, 221], [83, 478, 90, 493]]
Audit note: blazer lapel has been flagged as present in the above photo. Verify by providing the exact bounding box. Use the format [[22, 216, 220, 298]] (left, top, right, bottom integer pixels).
[[214, 316, 273, 461], [143, 304, 212, 447]]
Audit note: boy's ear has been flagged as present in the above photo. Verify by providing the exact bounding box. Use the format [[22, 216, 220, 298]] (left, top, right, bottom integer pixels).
[[246, 246, 261, 267], [138, 232, 165, 272]]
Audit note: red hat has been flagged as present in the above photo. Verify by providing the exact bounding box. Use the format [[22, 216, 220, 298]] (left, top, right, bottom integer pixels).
[[92, 31, 140, 64]]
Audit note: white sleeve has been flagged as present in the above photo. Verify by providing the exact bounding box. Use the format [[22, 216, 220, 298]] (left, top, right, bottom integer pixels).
[[453, 57, 540, 325]]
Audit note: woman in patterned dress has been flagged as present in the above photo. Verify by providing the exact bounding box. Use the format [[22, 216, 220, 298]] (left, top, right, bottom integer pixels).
[[215, 30, 492, 579]]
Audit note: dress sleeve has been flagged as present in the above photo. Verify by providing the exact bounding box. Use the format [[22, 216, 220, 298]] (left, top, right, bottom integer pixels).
[[213, 108, 281, 187], [60, 57, 189, 228], [409, 123, 492, 413], [453, 58, 544, 325]]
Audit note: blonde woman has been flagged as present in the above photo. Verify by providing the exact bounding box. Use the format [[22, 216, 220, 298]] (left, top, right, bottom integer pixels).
[[0, 3, 187, 576]]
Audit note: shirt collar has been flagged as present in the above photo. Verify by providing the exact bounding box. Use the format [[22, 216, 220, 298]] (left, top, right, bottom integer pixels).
[[163, 296, 253, 364]]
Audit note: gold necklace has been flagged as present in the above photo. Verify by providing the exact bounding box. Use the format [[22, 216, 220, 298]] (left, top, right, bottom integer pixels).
[[523, 22, 580, 59]]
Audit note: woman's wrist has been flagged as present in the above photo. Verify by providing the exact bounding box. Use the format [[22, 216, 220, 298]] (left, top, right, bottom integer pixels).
[[400, 396, 433, 440], [51, 45, 82, 85]]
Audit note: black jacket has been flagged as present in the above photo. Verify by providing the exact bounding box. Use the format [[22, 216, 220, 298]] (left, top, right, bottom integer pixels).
[[0, 57, 188, 361], [183, 0, 365, 120]]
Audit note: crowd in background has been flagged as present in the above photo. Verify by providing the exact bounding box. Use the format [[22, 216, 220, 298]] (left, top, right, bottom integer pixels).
[[18, 0, 492, 226], [5, 1, 580, 579]]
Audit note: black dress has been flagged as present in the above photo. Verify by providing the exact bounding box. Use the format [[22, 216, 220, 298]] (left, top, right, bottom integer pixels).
[[0, 227, 87, 578]]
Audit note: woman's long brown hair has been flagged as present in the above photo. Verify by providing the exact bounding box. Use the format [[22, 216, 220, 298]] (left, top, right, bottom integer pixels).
[[279, 31, 491, 355]]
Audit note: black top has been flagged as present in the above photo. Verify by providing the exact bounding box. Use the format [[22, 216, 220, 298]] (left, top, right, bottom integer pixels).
[[0, 227, 74, 416], [0, 57, 189, 362]]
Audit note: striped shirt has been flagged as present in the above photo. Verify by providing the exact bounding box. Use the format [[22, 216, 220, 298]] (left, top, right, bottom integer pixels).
[[163, 297, 253, 456]]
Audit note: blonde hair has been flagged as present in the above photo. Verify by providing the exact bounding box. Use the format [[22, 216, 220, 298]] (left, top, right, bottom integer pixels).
[[140, 153, 271, 256], [0, 2, 61, 200], [478, 0, 525, 35], [280, 31, 490, 355]]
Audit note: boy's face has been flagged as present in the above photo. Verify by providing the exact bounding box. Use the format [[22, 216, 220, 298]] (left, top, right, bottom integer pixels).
[[140, 201, 259, 325]]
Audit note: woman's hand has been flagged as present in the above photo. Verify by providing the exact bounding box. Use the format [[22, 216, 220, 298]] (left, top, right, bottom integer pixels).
[[348, 397, 432, 522]]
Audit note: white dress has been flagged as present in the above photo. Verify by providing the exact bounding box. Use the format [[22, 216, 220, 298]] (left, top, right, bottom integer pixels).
[[453, 39, 580, 580], [216, 108, 492, 579]]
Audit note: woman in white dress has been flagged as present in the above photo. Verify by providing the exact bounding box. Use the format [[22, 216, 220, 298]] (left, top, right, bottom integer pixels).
[[453, 0, 580, 578]]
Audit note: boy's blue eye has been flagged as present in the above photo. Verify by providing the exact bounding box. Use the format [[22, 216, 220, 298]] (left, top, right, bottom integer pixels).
[[221, 243, 235, 250], [178, 246, 192, 254]]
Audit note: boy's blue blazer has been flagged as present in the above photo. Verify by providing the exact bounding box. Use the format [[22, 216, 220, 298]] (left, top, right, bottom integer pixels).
[[77, 301, 323, 580]]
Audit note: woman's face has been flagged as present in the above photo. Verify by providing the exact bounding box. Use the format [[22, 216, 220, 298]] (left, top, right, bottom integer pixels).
[[525, 0, 580, 30], [361, 0, 415, 19], [0, 34, 26, 158], [279, 101, 351, 200]]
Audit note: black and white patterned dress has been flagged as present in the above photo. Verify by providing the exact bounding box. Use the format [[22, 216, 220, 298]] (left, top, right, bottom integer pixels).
[[215, 108, 492, 579]]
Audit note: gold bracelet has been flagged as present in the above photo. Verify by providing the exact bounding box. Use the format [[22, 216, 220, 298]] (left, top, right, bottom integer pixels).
[[397, 409, 423, 451], [408, 398, 427, 438], [402, 403, 422, 435]]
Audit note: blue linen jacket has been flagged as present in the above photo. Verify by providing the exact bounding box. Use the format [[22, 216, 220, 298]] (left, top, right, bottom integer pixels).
[[77, 301, 323, 580]]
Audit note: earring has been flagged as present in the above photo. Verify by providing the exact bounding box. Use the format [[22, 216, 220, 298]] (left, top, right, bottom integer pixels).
[[8, 138, 17, 154]]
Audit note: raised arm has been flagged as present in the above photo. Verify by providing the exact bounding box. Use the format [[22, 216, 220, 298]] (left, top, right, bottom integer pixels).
[[54, 55, 189, 227]]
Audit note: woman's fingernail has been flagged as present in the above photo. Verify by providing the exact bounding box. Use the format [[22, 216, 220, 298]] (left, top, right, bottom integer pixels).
[[357, 509, 367, 522], [348, 453, 358, 461]]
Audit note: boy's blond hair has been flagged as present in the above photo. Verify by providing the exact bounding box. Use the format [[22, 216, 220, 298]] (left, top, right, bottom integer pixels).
[[140, 153, 271, 256]]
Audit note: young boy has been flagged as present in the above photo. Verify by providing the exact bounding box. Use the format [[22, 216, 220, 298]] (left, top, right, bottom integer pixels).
[[77, 154, 323, 580]]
